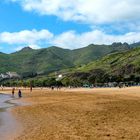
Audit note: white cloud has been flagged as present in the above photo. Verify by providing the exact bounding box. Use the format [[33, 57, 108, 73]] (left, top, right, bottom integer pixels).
[[52, 30, 140, 49], [10, 0, 140, 24], [0, 29, 140, 50], [0, 29, 53, 44]]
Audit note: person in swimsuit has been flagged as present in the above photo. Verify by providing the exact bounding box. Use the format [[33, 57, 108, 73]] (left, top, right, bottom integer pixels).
[[12, 87, 15, 97], [18, 89, 22, 98]]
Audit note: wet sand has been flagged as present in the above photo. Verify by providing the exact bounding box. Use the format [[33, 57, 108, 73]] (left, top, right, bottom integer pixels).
[[1, 87, 140, 140], [0, 109, 22, 140]]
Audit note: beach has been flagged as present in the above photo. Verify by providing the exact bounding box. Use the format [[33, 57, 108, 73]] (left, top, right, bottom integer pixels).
[[1, 87, 140, 140]]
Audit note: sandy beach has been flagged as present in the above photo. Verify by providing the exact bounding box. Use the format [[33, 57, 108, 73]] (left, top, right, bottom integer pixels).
[[1, 87, 140, 140]]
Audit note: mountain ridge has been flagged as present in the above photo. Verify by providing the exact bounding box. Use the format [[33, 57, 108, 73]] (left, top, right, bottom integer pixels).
[[0, 42, 139, 77]]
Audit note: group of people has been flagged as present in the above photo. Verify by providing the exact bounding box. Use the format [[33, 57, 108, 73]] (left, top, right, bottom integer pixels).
[[51, 86, 61, 90], [12, 88, 22, 98]]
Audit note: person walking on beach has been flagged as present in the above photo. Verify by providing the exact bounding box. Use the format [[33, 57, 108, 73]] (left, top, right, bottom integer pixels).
[[18, 89, 22, 98], [12, 87, 15, 97], [30, 85, 32, 92], [51, 86, 54, 90]]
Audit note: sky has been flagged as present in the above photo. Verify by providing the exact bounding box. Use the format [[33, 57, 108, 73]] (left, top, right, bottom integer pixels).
[[0, 0, 140, 53]]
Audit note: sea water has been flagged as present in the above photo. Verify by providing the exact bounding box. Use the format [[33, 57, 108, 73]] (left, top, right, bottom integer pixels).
[[0, 94, 20, 140], [0, 94, 14, 109]]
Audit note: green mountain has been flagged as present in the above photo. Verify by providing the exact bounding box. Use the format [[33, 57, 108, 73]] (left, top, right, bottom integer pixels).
[[72, 42, 129, 65], [78, 47, 140, 75], [65, 46, 140, 84], [0, 42, 132, 77]]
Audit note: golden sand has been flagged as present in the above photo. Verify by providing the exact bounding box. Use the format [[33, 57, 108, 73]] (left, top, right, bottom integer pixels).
[[1, 87, 140, 140]]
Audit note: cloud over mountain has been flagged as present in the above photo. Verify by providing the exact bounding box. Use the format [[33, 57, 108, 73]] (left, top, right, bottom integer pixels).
[[0, 29, 53, 44], [0, 29, 140, 50]]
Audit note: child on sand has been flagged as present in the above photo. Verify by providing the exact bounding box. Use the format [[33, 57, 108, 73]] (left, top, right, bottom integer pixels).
[[18, 89, 22, 98]]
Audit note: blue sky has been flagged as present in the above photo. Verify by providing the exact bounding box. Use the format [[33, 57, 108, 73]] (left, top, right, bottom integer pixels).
[[0, 0, 140, 53], [0, 1, 90, 33]]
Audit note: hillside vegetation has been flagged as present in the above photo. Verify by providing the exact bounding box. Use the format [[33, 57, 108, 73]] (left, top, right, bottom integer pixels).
[[0, 43, 130, 75], [1, 43, 140, 86], [64, 46, 140, 85]]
